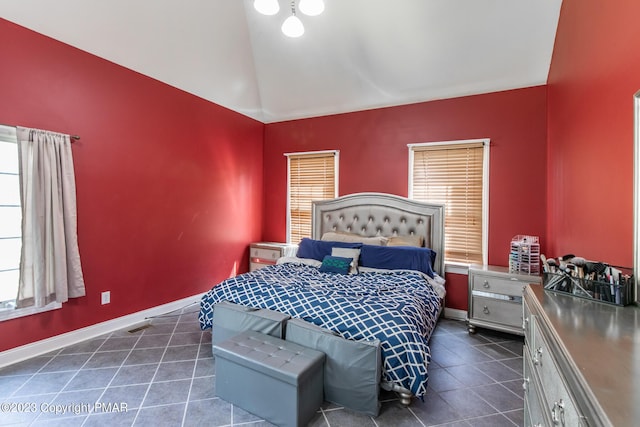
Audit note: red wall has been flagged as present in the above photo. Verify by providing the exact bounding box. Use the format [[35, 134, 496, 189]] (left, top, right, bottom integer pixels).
[[0, 20, 264, 352], [546, 1, 640, 266], [9, 0, 617, 348], [262, 87, 548, 310]]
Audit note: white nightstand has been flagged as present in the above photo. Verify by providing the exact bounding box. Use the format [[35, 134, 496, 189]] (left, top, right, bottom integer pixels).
[[249, 242, 298, 272], [467, 264, 541, 335]]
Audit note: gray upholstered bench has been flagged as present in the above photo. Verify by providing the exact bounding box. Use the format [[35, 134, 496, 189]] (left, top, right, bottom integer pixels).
[[211, 300, 290, 345], [213, 330, 325, 427]]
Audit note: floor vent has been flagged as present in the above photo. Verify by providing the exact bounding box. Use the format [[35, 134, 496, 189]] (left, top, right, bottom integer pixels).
[[128, 323, 152, 333]]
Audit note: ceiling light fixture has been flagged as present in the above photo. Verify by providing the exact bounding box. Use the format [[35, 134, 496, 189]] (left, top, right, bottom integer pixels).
[[281, 1, 304, 38], [254, 0, 280, 15], [254, 0, 325, 38], [299, 0, 325, 17]]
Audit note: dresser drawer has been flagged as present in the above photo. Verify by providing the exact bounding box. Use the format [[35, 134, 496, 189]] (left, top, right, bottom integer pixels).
[[472, 274, 527, 296], [522, 296, 534, 353], [531, 316, 582, 426], [524, 348, 550, 427], [471, 296, 522, 328]]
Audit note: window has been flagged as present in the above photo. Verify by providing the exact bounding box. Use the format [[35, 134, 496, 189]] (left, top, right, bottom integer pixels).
[[408, 139, 489, 266], [286, 150, 339, 244], [0, 125, 21, 310]]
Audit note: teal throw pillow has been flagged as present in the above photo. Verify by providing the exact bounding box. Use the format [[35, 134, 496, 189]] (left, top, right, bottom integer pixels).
[[319, 255, 352, 274]]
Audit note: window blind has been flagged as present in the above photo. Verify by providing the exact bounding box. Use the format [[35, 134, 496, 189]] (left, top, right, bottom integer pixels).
[[287, 151, 338, 244], [410, 142, 485, 264]]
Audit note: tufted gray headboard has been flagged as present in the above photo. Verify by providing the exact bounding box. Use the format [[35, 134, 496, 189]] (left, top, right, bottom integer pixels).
[[312, 193, 445, 277]]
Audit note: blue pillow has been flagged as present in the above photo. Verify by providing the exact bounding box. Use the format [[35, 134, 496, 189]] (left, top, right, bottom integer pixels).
[[296, 238, 362, 261], [360, 245, 436, 278], [319, 255, 353, 274]]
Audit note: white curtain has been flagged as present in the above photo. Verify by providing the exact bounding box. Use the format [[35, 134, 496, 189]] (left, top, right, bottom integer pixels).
[[15, 127, 85, 308]]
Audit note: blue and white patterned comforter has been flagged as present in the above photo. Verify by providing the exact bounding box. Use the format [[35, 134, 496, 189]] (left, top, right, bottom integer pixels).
[[198, 262, 441, 397]]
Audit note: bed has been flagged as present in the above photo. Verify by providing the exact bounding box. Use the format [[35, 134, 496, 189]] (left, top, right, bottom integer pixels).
[[198, 192, 445, 406]]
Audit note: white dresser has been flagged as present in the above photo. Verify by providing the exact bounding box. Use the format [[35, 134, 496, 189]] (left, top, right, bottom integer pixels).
[[467, 265, 541, 335], [249, 242, 298, 272]]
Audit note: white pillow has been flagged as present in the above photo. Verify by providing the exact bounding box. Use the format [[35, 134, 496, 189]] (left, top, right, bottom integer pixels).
[[321, 231, 388, 246], [331, 247, 361, 274], [387, 235, 424, 247]]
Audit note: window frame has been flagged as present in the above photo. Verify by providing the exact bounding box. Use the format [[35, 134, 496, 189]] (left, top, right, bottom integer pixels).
[[0, 125, 21, 309], [285, 150, 339, 244], [0, 124, 61, 322], [408, 138, 490, 272]]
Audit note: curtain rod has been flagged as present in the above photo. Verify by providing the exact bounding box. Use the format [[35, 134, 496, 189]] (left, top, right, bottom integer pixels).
[[0, 123, 81, 142]]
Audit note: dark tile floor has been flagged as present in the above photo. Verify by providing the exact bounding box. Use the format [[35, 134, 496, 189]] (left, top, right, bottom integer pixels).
[[0, 308, 525, 426]]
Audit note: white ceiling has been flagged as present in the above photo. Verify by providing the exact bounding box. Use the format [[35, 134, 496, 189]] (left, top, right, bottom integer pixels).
[[0, 0, 562, 123]]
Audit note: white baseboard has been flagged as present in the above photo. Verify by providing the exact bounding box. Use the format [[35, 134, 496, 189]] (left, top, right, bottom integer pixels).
[[0, 293, 205, 369], [444, 307, 468, 321]]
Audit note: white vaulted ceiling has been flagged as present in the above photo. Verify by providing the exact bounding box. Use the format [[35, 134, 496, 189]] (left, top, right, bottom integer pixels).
[[0, 0, 562, 123]]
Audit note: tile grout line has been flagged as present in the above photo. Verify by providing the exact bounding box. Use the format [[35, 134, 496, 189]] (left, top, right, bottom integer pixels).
[[77, 330, 147, 426], [28, 331, 117, 426], [473, 342, 522, 359], [7, 343, 68, 401], [77, 323, 179, 425], [462, 412, 520, 426], [130, 310, 183, 426], [318, 407, 331, 427], [0, 316, 527, 427], [406, 406, 427, 427], [180, 310, 206, 427], [440, 363, 524, 393], [463, 385, 522, 425]]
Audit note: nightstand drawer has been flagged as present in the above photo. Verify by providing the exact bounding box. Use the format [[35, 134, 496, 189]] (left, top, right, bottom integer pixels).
[[468, 265, 540, 335], [471, 275, 526, 296], [250, 261, 276, 272], [250, 247, 281, 262], [471, 296, 522, 328], [249, 242, 298, 272]]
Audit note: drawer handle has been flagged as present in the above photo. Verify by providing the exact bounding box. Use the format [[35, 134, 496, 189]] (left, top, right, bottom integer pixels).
[[533, 347, 543, 365], [483, 306, 490, 315], [551, 399, 566, 426], [483, 280, 490, 289]]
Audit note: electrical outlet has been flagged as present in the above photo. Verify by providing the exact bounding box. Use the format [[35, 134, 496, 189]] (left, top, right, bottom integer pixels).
[[101, 291, 111, 305]]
